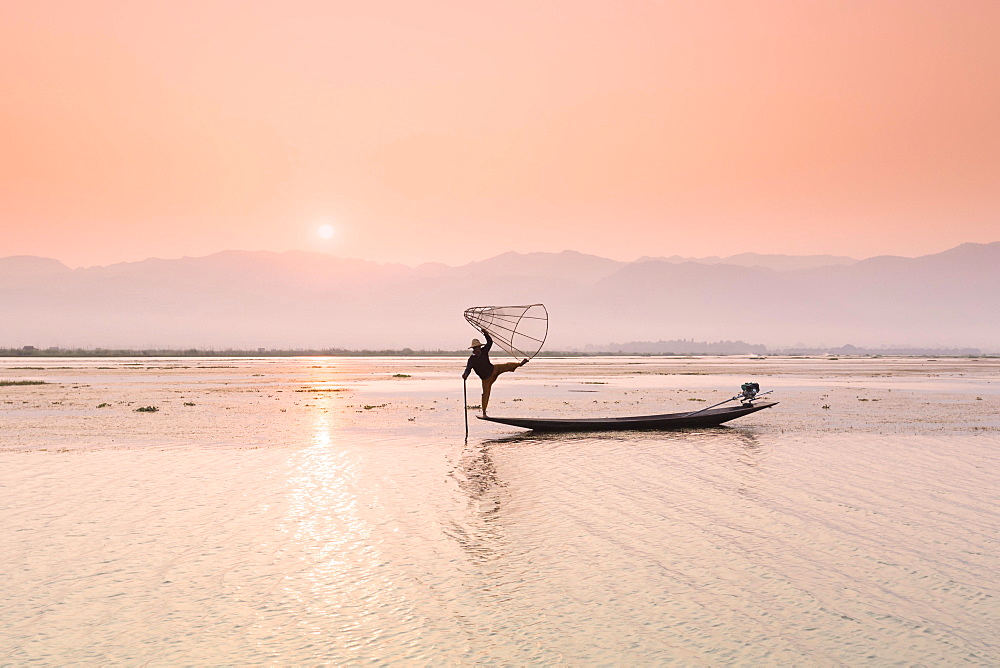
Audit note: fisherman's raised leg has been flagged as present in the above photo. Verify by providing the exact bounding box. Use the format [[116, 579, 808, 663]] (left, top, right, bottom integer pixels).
[[493, 361, 521, 375]]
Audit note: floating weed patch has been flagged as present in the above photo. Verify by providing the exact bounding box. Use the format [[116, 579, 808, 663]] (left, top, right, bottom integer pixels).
[[583, 381, 607, 384], [97, 403, 111, 408], [0, 380, 48, 386], [183, 402, 196, 406], [687, 398, 706, 402], [363, 404, 388, 410], [134, 406, 159, 412], [392, 374, 411, 378]]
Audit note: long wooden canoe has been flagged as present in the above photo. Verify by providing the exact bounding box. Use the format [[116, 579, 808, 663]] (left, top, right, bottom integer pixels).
[[477, 401, 777, 432]]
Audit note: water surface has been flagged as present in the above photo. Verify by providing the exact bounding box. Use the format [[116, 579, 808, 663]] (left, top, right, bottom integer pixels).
[[2, 357, 998, 663]]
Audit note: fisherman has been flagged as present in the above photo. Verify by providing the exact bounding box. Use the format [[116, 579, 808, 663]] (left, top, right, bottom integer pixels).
[[462, 329, 528, 417]]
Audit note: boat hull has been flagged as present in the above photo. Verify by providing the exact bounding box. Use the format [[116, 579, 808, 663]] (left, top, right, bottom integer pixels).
[[477, 401, 777, 432]]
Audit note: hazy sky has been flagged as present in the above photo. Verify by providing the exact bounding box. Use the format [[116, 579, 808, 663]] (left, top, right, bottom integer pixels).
[[2, 0, 998, 268]]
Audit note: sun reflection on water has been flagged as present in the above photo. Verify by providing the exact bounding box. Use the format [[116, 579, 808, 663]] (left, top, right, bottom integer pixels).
[[312, 412, 333, 449], [265, 410, 393, 654]]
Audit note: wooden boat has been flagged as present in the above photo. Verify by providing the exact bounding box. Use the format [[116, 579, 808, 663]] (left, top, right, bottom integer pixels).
[[477, 401, 777, 432]]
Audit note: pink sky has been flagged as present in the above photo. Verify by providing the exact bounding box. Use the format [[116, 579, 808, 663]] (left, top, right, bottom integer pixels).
[[2, 0, 998, 268]]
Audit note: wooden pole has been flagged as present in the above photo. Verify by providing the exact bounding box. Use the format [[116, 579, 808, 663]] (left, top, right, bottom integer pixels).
[[463, 377, 469, 439]]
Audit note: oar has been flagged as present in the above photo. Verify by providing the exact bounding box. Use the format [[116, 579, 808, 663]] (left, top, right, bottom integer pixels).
[[685, 390, 773, 418], [463, 377, 469, 439]]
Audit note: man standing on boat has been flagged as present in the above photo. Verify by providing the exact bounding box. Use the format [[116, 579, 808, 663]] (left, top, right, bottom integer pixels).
[[462, 329, 527, 417]]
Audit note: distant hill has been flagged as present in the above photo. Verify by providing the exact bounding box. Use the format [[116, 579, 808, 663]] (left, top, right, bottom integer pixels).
[[0, 255, 72, 281], [635, 252, 857, 272], [0, 243, 997, 351]]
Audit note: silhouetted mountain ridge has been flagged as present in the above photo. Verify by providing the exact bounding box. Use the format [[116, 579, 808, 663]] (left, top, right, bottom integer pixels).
[[1, 243, 997, 351], [636, 252, 857, 271]]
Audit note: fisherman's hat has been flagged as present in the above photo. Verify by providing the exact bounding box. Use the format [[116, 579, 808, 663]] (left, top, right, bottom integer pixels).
[[469, 338, 483, 348]]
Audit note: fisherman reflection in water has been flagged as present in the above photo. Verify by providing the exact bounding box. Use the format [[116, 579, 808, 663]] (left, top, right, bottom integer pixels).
[[462, 329, 528, 417]]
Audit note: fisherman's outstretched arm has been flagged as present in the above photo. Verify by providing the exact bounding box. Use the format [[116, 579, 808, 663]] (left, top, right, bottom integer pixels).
[[482, 329, 493, 353]]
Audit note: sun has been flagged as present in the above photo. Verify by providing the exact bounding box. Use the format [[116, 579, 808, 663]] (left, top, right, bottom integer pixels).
[[317, 223, 334, 239]]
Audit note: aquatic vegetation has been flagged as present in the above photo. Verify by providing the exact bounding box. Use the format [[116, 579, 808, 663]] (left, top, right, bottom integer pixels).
[[392, 373, 411, 378], [134, 406, 159, 412], [363, 403, 388, 410], [183, 402, 196, 406], [96, 403, 110, 408], [0, 380, 48, 386]]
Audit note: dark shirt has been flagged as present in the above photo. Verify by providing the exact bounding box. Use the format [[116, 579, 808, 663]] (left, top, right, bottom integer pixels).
[[463, 330, 494, 380]]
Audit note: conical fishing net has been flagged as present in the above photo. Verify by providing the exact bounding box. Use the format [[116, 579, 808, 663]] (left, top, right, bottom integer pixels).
[[464, 304, 549, 360]]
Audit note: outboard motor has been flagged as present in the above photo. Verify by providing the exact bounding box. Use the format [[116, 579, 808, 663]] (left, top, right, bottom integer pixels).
[[739, 382, 760, 404]]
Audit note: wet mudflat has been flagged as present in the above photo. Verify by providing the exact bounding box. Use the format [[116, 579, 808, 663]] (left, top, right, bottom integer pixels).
[[1, 356, 998, 664]]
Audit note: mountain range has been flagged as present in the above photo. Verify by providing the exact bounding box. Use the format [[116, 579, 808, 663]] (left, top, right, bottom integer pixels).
[[1, 243, 997, 352]]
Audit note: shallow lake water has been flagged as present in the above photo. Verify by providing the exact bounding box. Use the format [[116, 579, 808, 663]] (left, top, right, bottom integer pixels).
[[1, 356, 998, 664]]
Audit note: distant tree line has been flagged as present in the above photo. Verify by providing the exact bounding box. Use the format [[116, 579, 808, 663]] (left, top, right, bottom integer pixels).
[[0, 343, 988, 357], [1, 346, 457, 357], [588, 339, 768, 355]]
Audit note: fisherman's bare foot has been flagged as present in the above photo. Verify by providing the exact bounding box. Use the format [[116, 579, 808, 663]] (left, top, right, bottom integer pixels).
[[482, 411, 488, 419]]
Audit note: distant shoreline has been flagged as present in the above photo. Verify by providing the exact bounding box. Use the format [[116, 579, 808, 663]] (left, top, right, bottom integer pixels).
[[1, 348, 992, 358]]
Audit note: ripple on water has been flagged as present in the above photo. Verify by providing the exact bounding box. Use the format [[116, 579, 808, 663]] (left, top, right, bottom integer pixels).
[[1, 358, 998, 663]]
